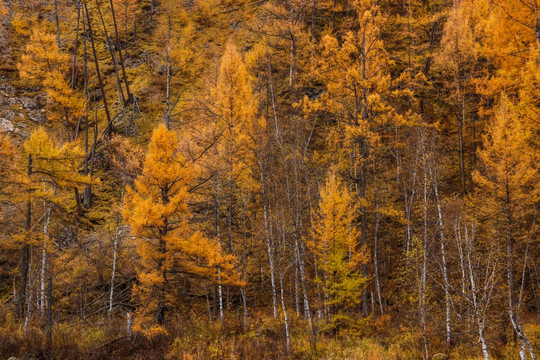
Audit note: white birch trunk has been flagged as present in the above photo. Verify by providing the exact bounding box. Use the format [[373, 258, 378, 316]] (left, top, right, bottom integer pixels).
[[279, 266, 291, 351], [421, 156, 429, 360], [465, 223, 491, 360], [259, 160, 278, 318], [40, 193, 51, 317], [431, 162, 451, 345]]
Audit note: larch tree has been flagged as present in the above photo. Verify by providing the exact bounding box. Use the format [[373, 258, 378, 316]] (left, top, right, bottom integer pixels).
[[20, 127, 91, 331], [313, 0, 397, 316], [435, 0, 478, 197], [308, 168, 367, 325], [18, 24, 85, 140], [472, 95, 538, 360], [123, 123, 240, 337], [0, 131, 25, 319], [211, 39, 257, 323]]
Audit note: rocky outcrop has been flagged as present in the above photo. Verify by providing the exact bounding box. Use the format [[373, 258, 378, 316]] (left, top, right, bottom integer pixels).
[[0, 74, 47, 138]]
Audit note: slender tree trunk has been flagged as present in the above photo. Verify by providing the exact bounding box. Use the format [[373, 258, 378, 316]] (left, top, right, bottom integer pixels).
[[83, 0, 113, 135], [279, 265, 291, 351], [404, 146, 418, 263], [293, 158, 312, 325], [295, 235, 314, 330], [240, 201, 249, 328], [421, 156, 429, 360], [455, 29, 467, 197], [165, 16, 171, 129], [225, 145, 236, 310], [294, 255, 301, 317], [96, 0, 126, 107], [311, 0, 317, 40], [458, 112, 466, 197], [455, 216, 469, 319], [360, 159, 368, 316], [108, 0, 132, 102], [156, 188, 170, 325], [505, 187, 537, 360], [53, 0, 61, 50], [373, 168, 383, 315], [259, 159, 278, 318], [431, 160, 452, 346], [465, 223, 491, 360], [214, 181, 224, 323], [84, 110, 98, 206], [71, 6, 80, 90], [18, 155, 32, 320], [46, 270, 53, 352], [360, 33, 370, 316], [24, 246, 34, 333], [40, 192, 51, 317]]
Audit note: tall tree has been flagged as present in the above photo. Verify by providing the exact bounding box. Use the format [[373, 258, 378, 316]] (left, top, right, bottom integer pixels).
[[211, 39, 257, 323], [435, 0, 478, 197], [472, 95, 538, 360], [18, 24, 85, 140], [312, 0, 399, 316], [308, 168, 367, 324], [123, 123, 239, 337]]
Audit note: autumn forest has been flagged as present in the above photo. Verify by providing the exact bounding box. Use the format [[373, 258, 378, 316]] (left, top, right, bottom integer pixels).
[[0, 0, 538, 358]]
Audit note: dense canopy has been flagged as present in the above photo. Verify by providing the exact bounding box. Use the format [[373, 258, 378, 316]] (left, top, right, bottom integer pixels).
[[0, 0, 538, 358]]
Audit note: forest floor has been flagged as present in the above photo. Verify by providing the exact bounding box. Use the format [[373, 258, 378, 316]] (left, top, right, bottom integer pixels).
[[1, 311, 539, 359]]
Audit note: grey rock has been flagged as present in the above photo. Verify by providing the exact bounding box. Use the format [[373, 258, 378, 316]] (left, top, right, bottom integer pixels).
[[3, 110, 15, 120], [0, 83, 14, 92], [27, 110, 46, 123], [0, 117, 14, 132], [20, 96, 39, 110]]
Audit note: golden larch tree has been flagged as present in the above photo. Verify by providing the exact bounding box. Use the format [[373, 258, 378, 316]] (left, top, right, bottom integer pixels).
[[472, 95, 538, 360], [123, 123, 239, 337], [18, 24, 85, 138], [309, 168, 367, 324]]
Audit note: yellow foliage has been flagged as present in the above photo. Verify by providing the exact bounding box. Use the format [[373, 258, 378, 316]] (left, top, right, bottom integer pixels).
[[42, 71, 86, 125], [436, 1, 476, 76], [0, 131, 19, 220], [23, 127, 91, 191], [309, 168, 368, 313], [124, 123, 241, 334], [472, 94, 539, 219], [18, 23, 85, 130], [17, 24, 68, 83], [213, 39, 258, 194], [112, 0, 141, 39]]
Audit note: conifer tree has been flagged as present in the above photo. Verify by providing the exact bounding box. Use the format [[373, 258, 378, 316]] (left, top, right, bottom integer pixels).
[[211, 40, 257, 322], [19, 127, 91, 323], [435, 0, 478, 196], [123, 123, 239, 337], [313, 0, 397, 316], [214, 40, 256, 193], [472, 96, 538, 360], [18, 24, 85, 139], [309, 168, 367, 323]]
